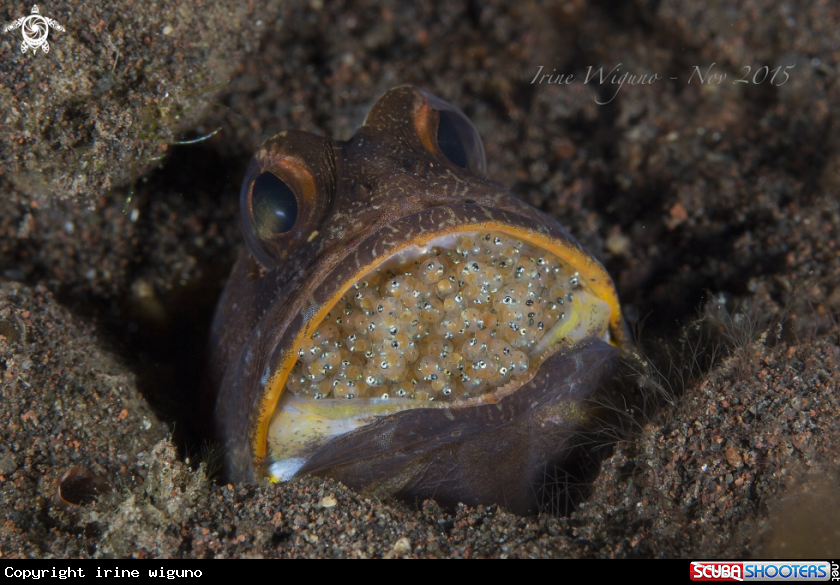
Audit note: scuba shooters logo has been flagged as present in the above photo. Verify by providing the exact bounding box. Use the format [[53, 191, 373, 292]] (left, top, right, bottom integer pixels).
[[4, 5, 64, 54], [690, 561, 835, 582], [692, 563, 744, 581]]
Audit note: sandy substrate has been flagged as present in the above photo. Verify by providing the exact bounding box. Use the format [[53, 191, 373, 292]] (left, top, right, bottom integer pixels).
[[1, 0, 838, 558]]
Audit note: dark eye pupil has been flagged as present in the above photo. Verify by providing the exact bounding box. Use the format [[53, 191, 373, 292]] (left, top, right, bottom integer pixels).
[[436, 110, 468, 168], [252, 172, 298, 236]]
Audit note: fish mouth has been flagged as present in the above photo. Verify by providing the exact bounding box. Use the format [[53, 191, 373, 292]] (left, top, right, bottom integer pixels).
[[284, 337, 618, 515], [262, 207, 624, 483]]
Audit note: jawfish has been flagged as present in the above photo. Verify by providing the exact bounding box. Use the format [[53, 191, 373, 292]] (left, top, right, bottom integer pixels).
[[209, 86, 629, 514]]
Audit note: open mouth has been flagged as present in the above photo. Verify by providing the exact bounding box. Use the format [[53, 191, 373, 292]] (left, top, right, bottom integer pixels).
[[266, 227, 615, 480]]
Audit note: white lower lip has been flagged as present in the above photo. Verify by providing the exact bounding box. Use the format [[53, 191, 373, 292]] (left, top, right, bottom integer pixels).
[[268, 458, 308, 481]]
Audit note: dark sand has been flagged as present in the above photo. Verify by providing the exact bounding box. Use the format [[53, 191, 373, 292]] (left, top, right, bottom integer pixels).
[[1, 0, 838, 558]]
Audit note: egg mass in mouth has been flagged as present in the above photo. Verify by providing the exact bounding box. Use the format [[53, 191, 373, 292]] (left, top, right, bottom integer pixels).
[[210, 85, 629, 514], [267, 229, 613, 480]]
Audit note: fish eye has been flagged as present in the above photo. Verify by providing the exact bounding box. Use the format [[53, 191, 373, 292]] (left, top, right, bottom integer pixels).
[[419, 89, 487, 178], [251, 172, 298, 237], [238, 130, 336, 270], [436, 110, 469, 169]]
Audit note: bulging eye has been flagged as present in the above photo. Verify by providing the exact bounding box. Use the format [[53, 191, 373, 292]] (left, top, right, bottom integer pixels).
[[436, 111, 469, 169], [252, 172, 298, 237], [240, 130, 336, 270], [420, 90, 487, 178]]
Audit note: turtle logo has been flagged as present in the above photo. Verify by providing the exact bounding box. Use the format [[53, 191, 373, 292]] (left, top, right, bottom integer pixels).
[[4, 5, 65, 54]]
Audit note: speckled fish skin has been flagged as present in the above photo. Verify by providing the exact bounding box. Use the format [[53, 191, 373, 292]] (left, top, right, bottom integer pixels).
[[209, 86, 627, 513]]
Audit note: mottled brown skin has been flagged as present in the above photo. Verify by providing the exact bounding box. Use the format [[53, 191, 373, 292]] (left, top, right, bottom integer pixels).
[[210, 86, 626, 513]]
